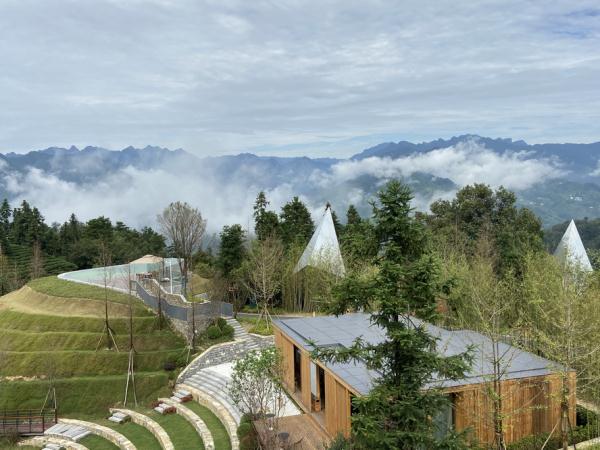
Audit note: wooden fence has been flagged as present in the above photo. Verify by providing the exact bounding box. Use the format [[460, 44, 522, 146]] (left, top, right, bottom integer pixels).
[[0, 408, 57, 436]]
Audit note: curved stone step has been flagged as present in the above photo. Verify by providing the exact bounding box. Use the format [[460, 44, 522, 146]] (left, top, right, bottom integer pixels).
[[159, 398, 215, 450], [110, 408, 174, 450], [20, 435, 88, 450], [59, 418, 135, 450], [177, 382, 239, 450], [185, 375, 242, 423]]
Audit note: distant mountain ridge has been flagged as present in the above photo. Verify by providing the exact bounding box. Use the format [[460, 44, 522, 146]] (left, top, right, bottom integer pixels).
[[2, 135, 600, 227]]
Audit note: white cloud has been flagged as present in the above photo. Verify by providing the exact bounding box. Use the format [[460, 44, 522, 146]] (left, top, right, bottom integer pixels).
[[325, 140, 565, 191], [0, 1, 599, 155]]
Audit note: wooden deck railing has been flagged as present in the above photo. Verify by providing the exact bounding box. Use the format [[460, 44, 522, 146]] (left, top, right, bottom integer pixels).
[[0, 408, 57, 436]]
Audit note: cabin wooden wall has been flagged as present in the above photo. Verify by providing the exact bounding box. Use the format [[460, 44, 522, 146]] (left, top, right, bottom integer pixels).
[[274, 327, 295, 389], [324, 371, 352, 437], [275, 324, 575, 445], [274, 325, 353, 437], [450, 372, 576, 445]]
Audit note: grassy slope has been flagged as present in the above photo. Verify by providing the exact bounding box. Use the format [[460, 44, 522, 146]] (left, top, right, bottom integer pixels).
[[97, 419, 162, 450], [185, 401, 232, 450], [144, 409, 204, 450], [0, 276, 184, 416], [0, 373, 171, 415], [79, 434, 119, 450]]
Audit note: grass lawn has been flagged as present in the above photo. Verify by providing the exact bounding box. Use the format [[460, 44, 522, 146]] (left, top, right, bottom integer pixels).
[[238, 316, 274, 336], [29, 276, 140, 308], [0, 372, 171, 416], [184, 401, 232, 450], [79, 433, 120, 450], [144, 409, 204, 450], [98, 418, 162, 450]]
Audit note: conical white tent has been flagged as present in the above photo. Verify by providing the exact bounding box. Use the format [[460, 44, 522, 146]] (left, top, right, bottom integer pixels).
[[554, 220, 593, 272], [294, 206, 346, 277]]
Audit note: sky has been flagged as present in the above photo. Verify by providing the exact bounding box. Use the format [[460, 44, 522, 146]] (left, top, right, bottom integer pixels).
[[0, 0, 599, 158]]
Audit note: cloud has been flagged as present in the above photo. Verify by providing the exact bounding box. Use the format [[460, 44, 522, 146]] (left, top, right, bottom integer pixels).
[[0, 1, 599, 156], [2, 165, 299, 234], [324, 140, 565, 191]]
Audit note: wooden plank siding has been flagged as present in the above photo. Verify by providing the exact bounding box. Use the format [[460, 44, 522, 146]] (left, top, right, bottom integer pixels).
[[274, 323, 575, 446]]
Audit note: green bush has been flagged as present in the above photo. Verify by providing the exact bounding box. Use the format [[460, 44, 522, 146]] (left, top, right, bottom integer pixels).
[[240, 413, 253, 425], [221, 324, 235, 338], [216, 317, 228, 330], [239, 431, 258, 450], [507, 407, 599, 450], [206, 325, 222, 340], [237, 422, 252, 439]]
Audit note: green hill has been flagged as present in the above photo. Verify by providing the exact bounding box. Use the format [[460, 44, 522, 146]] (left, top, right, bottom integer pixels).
[[0, 276, 186, 415]]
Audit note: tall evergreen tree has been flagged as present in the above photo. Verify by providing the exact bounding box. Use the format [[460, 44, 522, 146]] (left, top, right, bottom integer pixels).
[[217, 224, 247, 277], [0, 199, 10, 252], [346, 204, 362, 226], [279, 197, 314, 247], [253, 191, 280, 240], [315, 180, 471, 450]]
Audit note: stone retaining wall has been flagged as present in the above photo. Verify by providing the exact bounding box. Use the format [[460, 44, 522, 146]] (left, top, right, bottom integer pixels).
[[159, 398, 215, 450], [177, 383, 239, 450], [59, 418, 135, 450], [110, 408, 174, 450]]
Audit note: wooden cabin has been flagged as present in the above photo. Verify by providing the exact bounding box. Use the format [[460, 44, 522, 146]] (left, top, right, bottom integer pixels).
[[273, 314, 575, 446]]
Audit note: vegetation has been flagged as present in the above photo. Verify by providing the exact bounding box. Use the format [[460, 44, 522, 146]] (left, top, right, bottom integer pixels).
[[97, 418, 163, 450], [184, 401, 232, 450], [313, 181, 472, 450], [0, 198, 165, 293], [0, 277, 184, 416], [146, 408, 205, 450], [79, 433, 120, 450], [29, 275, 150, 311]]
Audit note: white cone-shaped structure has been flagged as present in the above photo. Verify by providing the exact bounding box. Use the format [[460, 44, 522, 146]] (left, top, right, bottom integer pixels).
[[294, 206, 345, 277], [554, 220, 593, 272]]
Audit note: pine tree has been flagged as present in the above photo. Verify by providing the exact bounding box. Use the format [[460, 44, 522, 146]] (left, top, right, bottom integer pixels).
[[0, 199, 10, 253], [315, 181, 471, 450], [346, 204, 362, 226], [217, 224, 247, 277], [253, 191, 280, 240], [279, 196, 314, 247]]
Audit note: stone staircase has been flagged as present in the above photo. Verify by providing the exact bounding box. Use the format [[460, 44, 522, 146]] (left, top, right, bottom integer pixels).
[[183, 366, 243, 424], [225, 317, 247, 340], [45, 423, 91, 442]]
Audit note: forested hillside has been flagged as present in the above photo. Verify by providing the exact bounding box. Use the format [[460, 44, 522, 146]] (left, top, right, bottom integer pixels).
[[0, 198, 165, 294]]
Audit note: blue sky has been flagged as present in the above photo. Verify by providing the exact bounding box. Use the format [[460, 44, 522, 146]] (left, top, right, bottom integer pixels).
[[0, 0, 599, 157]]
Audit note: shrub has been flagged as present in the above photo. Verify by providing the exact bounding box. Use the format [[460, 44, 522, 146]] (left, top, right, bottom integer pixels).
[[175, 353, 188, 368], [240, 432, 258, 450], [507, 407, 600, 450], [206, 325, 222, 340], [163, 358, 177, 371], [221, 324, 235, 339], [240, 413, 254, 425], [237, 422, 252, 439], [216, 317, 228, 330]]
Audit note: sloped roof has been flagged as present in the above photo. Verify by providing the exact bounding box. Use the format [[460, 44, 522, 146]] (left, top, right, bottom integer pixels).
[[554, 220, 593, 272], [294, 206, 345, 277], [274, 314, 563, 395], [129, 254, 164, 265]]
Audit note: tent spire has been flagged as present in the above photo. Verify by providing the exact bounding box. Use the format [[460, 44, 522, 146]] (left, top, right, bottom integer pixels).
[[554, 219, 592, 272], [294, 204, 345, 277]]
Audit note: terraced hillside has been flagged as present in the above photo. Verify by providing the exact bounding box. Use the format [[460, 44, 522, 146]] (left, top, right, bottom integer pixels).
[[0, 276, 186, 416]]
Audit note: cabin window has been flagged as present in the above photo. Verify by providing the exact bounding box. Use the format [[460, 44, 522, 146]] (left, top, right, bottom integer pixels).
[[318, 365, 326, 410], [293, 345, 302, 392], [433, 394, 456, 440], [350, 394, 358, 416]]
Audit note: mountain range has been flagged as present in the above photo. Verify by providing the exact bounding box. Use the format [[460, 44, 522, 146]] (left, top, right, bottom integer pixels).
[[1, 135, 600, 230]]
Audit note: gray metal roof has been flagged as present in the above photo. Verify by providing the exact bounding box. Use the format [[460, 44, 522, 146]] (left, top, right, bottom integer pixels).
[[274, 313, 563, 395]]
